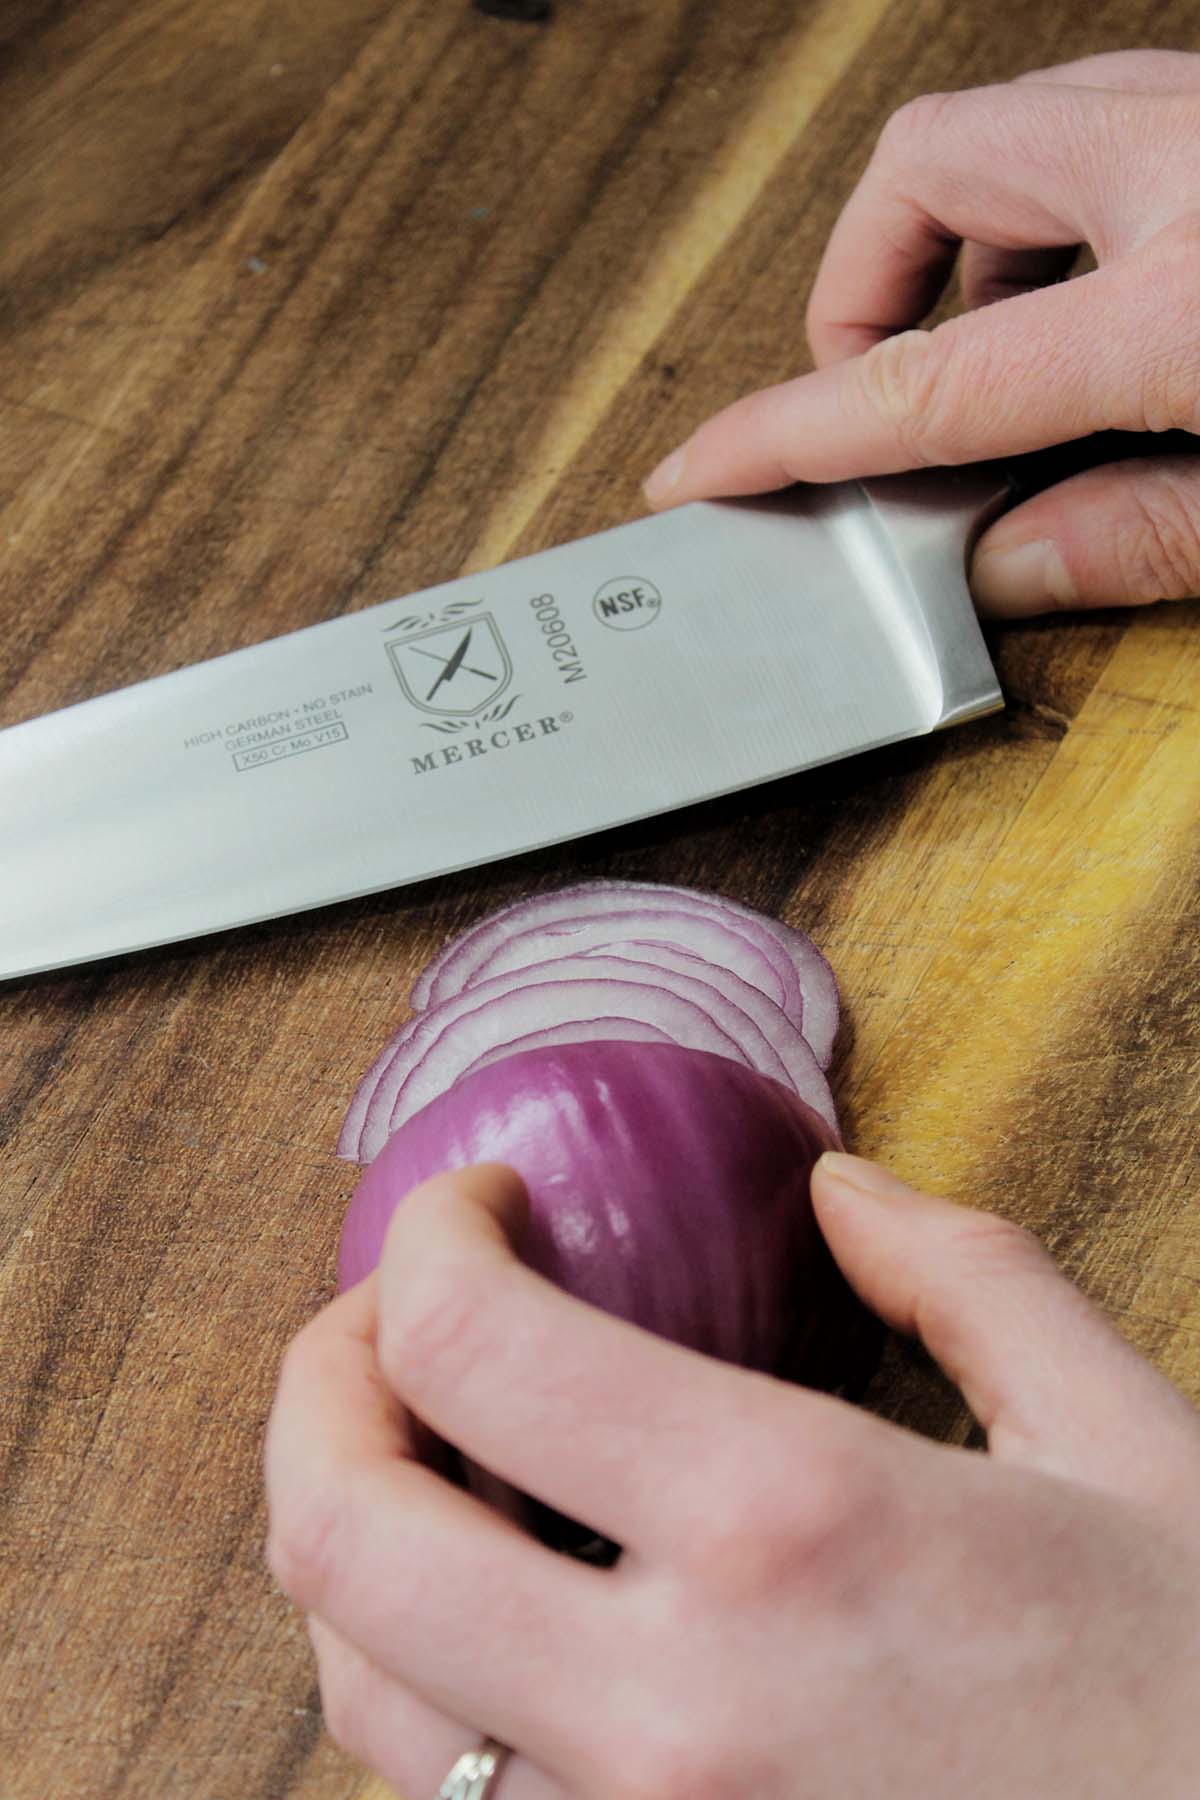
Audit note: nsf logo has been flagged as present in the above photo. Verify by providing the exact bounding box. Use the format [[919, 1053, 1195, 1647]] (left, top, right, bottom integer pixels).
[[592, 576, 662, 631]]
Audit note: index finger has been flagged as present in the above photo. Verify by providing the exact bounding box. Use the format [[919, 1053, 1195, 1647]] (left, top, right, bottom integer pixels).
[[374, 1166, 878, 1558], [263, 1253, 612, 1766], [645, 244, 1176, 501]]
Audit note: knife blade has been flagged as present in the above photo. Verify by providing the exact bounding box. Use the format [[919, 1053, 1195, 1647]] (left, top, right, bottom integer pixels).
[[0, 467, 1008, 982]]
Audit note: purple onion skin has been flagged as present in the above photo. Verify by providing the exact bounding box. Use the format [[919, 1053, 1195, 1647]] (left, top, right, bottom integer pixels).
[[340, 1041, 863, 1381]]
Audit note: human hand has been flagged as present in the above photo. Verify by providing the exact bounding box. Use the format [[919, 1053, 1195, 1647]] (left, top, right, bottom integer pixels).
[[644, 50, 1200, 616], [265, 1156, 1200, 1799]]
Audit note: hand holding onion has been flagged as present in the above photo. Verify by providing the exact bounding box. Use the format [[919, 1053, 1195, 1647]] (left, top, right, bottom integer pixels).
[[333, 882, 872, 1546], [268, 882, 1199, 1791], [266, 1157, 1200, 1798]]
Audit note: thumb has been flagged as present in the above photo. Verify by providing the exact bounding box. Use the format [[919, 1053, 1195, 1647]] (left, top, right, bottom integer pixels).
[[810, 1153, 1200, 1508], [972, 454, 1200, 614]]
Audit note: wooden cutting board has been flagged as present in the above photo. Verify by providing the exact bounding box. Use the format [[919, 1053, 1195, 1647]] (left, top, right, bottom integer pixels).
[[2, 3, 1197, 1796]]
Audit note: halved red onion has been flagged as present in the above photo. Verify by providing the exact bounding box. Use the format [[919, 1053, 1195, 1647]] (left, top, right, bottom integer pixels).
[[339, 1041, 843, 1382], [344, 953, 839, 1164], [410, 883, 833, 1048]]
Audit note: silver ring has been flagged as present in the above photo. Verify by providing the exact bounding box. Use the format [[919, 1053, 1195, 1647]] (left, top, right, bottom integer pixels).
[[436, 1735, 509, 1800]]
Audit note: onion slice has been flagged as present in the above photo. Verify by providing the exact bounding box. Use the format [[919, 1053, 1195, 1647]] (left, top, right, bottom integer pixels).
[[354, 975, 745, 1163], [410, 881, 838, 1060], [342, 953, 839, 1163], [339, 1014, 676, 1158], [437, 904, 800, 1022], [578, 943, 830, 1097]]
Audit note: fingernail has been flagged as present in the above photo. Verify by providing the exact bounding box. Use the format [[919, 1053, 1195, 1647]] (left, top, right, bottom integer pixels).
[[972, 538, 1076, 615], [643, 445, 686, 507], [817, 1151, 918, 1201]]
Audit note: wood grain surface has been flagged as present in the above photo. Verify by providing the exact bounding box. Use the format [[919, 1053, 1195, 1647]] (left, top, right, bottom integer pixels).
[[2, 3, 1198, 1797]]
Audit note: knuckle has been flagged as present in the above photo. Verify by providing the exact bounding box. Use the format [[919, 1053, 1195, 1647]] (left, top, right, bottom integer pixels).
[[266, 1484, 343, 1612], [676, 1439, 875, 1603], [1137, 216, 1200, 432], [377, 1253, 492, 1398], [1143, 351, 1200, 438], [265, 1331, 348, 1609], [913, 1214, 1053, 1355], [681, 1485, 795, 1599], [1118, 476, 1200, 599], [949, 1213, 1049, 1279], [852, 329, 950, 464], [877, 90, 959, 162], [1150, 207, 1200, 277], [611, 1727, 740, 1800]]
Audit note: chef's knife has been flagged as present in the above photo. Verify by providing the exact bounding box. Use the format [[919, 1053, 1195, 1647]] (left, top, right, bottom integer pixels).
[[0, 467, 1009, 981]]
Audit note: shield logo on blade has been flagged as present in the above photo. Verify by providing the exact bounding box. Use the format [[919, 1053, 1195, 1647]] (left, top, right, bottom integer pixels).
[[386, 615, 513, 718]]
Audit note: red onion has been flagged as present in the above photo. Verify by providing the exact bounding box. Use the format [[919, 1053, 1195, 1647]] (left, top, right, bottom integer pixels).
[[342, 954, 838, 1164], [428, 904, 799, 1018], [337, 893, 871, 1551], [339, 1041, 842, 1380], [408, 881, 838, 1067]]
